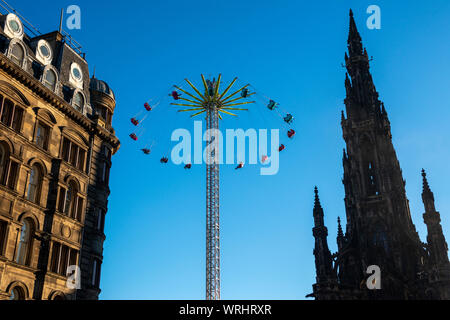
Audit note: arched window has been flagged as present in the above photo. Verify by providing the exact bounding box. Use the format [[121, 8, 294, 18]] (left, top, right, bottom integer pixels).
[[35, 121, 50, 150], [360, 135, 379, 196], [58, 179, 83, 222], [0, 143, 6, 179], [92, 259, 101, 288], [64, 181, 76, 216], [10, 43, 24, 66], [9, 286, 25, 300], [27, 164, 43, 204], [0, 142, 19, 190], [72, 92, 84, 112], [15, 218, 34, 266], [52, 293, 65, 300], [372, 225, 389, 252], [368, 161, 378, 195], [43, 69, 56, 91]]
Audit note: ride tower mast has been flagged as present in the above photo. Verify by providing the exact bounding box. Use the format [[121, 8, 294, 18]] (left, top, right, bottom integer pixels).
[[171, 74, 254, 300]]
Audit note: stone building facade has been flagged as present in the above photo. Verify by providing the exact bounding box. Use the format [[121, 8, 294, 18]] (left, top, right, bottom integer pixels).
[[0, 12, 119, 300], [309, 10, 450, 300]]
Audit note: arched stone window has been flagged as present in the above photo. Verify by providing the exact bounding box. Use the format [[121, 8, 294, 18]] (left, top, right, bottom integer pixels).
[[372, 224, 389, 252], [10, 43, 24, 66], [368, 161, 378, 195], [65, 181, 75, 216], [0, 141, 19, 190], [92, 259, 101, 288], [9, 286, 25, 300], [72, 92, 84, 112], [61, 135, 87, 171], [15, 218, 35, 266], [0, 143, 7, 179], [49, 292, 66, 300], [58, 179, 83, 221], [27, 164, 43, 204], [360, 135, 379, 196], [43, 69, 56, 91], [0, 94, 24, 133]]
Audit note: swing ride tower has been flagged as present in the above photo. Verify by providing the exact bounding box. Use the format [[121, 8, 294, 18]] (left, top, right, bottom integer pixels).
[[171, 74, 254, 300]]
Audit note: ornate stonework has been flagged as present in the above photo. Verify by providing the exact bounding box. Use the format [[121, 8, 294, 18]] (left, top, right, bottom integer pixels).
[[0, 13, 119, 300], [309, 10, 450, 300]]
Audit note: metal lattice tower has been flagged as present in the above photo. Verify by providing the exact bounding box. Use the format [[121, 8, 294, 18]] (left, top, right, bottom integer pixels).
[[171, 74, 255, 300], [205, 106, 220, 299]]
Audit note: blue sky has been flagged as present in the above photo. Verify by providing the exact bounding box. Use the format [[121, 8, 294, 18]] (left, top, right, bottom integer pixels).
[[16, 0, 450, 299]]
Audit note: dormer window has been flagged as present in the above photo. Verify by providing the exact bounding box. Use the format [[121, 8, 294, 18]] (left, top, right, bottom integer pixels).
[[10, 43, 24, 66], [9, 20, 20, 33], [43, 69, 56, 91], [39, 44, 50, 58], [36, 40, 53, 65], [73, 92, 84, 112], [69, 62, 83, 88], [73, 68, 82, 81], [5, 14, 24, 39]]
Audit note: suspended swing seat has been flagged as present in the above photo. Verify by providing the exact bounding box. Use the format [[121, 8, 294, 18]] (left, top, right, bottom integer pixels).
[[241, 88, 249, 98], [279, 144, 285, 152], [160, 157, 169, 164], [129, 133, 138, 141], [235, 162, 244, 170], [131, 117, 139, 126], [284, 114, 294, 124], [267, 100, 277, 110], [144, 103, 152, 111], [287, 129, 296, 138], [170, 91, 181, 100], [184, 163, 192, 169], [141, 148, 151, 155]]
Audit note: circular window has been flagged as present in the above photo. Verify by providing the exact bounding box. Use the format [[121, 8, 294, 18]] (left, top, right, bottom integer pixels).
[[36, 40, 52, 65], [9, 20, 20, 33], [39, 45, 50, 58], [70, 63, 83, 87], [70, 62, 83, 83], [73, 67, 81, 80], [6, 14, 23, 38]]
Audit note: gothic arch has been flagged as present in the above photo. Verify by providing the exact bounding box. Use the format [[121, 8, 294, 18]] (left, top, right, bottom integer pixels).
[[359, 132, 374, 146], [369, 220, 389, 251], [0, 80, 30, 106]]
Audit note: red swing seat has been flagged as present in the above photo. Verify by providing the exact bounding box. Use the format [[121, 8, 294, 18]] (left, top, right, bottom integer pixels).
[[170, 91, 181, 100], [287, 129, 296, 138]]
